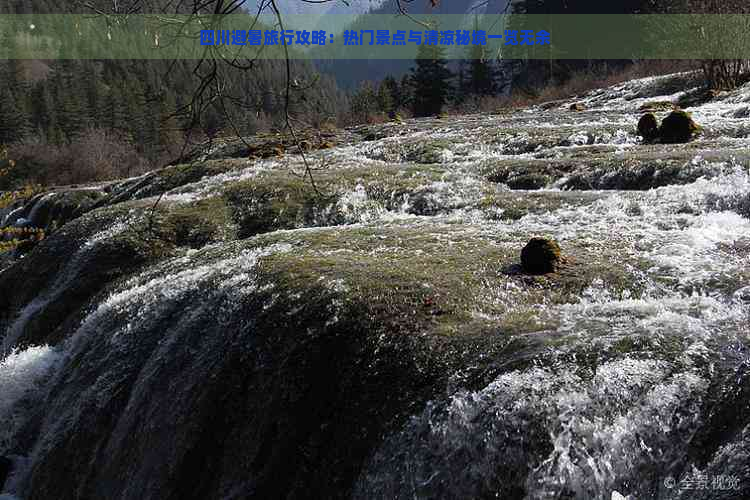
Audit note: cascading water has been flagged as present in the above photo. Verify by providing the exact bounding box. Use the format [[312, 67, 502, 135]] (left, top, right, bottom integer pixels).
[[2, 72, 750, 499]]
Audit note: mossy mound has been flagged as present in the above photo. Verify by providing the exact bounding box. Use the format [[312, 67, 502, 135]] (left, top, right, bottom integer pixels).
[[158, 197, 235, 248], [482, 147, 745, 192], [3, 209, 657, 500], [478, 191, 606, 221], [402, 140, 454, 164], [0, 194, 238, 348], [247, 142, 285, 159], [637, 113, 659, 142], [482, 161, 566, 189], [224, 176, 332, 238], [521, 237, 562, 275], [506, 173, 551, 190], [94, 160, 245, 208], [638, 101, 675, 112], [658, 110, 701, 144]]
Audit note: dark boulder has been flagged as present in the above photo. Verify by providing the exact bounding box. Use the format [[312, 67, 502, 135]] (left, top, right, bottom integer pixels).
[[0, 456, 12, 489], [637, 113, 659, 142], [658, 110, 701, 143], [521, 237, 562, 275]]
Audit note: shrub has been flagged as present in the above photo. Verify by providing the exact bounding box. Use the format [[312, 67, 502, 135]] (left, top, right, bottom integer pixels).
[[7, 128, 154, 188]]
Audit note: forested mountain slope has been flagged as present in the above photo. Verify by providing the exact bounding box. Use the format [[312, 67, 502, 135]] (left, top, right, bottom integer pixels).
[[0, 0, 347, 186]]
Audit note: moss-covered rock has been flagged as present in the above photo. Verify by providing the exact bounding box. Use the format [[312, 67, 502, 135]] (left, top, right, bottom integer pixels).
[[482, 161, 566, 188], [1, 197, 658, 500], [478, 191, 607, 221], [658, 110, 701, 144], [159, 197, 235, 248], [506, 173, 551, 190], [247, 142, 285, 159], [521, 237, 562, 275], [637, 113, 659, 142], [224, 176, 332, 238], [638, 101, 675, 112]]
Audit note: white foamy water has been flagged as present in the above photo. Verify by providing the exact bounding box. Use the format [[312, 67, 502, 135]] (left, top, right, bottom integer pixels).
[[347, 73, 750, 499], [0, 346, 62, 452]]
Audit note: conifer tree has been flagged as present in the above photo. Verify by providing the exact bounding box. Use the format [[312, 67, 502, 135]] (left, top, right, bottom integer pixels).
[[102, 84, 128, 133], [377, 76, 400, 116], [350, 81, 378, 123], [410, 43, 453, 117], [50, 61, 90, 142], [0, 86, 28, 144], [467, 18, 497, 97], [0, 32, 31, 142]]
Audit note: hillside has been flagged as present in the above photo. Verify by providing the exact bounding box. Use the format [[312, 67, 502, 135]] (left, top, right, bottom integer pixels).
[[2, 71, 750, 499], [0, 2, 348, 183]]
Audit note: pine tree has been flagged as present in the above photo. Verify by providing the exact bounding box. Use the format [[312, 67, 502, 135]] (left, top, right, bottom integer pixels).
[[454, 60, 467, 105], [0, 31, 31, 142], [350, 81, 378, 123], [157, 91, 180, 152], [410, 43, 453, 117], [0, 85, 28, 144], [102, 84, 128, 133], [139, 82, 161, 160], [467, 17, 497, 97], [49, 61, 90, 142], [82, 62, 104, 127], [377, 76, 402, 116], [399, 74, 413, 110]]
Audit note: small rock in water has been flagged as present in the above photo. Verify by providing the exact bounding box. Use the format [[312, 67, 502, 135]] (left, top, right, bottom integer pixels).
[[0, 456, 12, 489], [637, 112, 659, 141], [658, 110, 701, 143], [521, 237, 562, 274], [733, 285, 750, 303]]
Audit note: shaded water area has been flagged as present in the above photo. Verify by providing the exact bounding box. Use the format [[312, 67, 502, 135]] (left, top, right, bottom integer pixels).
[[1, 72, 749, 499]]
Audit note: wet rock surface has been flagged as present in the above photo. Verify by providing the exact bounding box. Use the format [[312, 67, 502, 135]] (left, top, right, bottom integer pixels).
[[2, 72, 750, 500]]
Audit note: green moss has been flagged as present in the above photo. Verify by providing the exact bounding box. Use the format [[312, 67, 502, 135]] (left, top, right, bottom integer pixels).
[[224, 175, 329, 238], [158, 197, 235, 248], [482, 160, 566, 186], [222, 165, 456, 237], [406, 140, 454, 164], [638, 101, 675, 112], [232, 223, 652, 339], [478, 191, 605, 221], [106, 160, 246, 205]]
